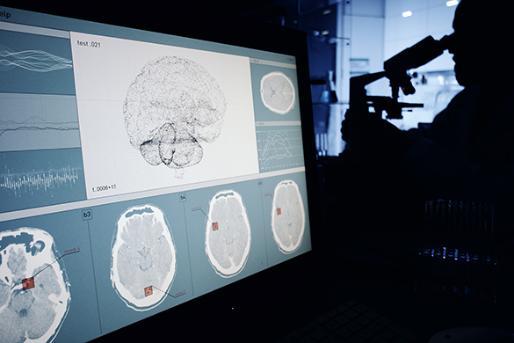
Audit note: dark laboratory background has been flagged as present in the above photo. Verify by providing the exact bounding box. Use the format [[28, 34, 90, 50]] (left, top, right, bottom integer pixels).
[[4, 1, 512, 341], [234, 1, 513, 342]]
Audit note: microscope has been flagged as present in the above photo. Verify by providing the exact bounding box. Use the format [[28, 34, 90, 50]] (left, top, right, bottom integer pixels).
[[349, 34, 455, 120]]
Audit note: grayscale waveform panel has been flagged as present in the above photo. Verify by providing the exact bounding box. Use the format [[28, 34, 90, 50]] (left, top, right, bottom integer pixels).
[[0, 48, 72, 72], [0, 30, 75, 95], [0, 148, 86, 213], [0, 167, 81, 197], [256, 126, 305, 172], [0, 118, 78, 136], [0, 93, 81, 152]]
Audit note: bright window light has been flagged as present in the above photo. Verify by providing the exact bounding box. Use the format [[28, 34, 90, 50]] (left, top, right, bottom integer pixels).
[[446, 0, 459, 7], [402, 10, 413, 18]]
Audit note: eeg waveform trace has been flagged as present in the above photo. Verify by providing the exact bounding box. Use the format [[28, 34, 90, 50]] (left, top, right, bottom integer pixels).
[[0, 166, 81, 197]]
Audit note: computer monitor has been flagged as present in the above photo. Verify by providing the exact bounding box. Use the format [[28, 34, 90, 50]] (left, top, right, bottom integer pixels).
[[0, 4, 317, 342]]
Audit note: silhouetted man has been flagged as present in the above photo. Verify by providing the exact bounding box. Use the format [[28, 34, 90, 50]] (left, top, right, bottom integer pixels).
[[342, 0, 514, 229]]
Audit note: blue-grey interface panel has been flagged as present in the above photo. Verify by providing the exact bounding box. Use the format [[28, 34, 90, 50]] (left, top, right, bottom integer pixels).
[[0, 7, 311, 342]]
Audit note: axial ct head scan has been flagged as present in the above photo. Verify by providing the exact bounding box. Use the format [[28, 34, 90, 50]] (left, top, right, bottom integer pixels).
[[111, 205, 176, 311], [272, 180, 305, 254], [0, 228, 71, 343], [260, 72, 296, 115], [205, 191, 251, 277]]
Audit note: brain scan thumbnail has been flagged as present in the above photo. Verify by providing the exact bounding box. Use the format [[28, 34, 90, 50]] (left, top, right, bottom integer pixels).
[[205, 191, 251, 277], [111, 205, 176, 311], [124, 56, 226, 169], [271, 180, 305, 253], [0, 228, 71, 342], [260, 72, 296, 115]]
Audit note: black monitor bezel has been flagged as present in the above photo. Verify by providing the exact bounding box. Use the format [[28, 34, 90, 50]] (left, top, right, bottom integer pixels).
[[0, 3, 321, 341]]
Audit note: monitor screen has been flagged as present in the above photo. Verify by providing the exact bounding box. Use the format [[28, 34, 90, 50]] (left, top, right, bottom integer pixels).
[[0, 5, 314, 342]]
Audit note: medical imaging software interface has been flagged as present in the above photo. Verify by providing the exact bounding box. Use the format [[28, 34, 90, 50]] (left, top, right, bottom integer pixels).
[[0, 6, 312, 342]]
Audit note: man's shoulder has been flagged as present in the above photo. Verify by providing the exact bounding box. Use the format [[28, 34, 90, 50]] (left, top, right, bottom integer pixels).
[[445, 86, 480, 110], [432, 86, 480, 122]]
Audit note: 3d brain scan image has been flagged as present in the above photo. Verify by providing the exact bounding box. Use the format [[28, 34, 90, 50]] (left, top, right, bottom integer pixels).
[[205, 191, 251, 277], [0, 228, 71, 342], [271, 180, 305, 254], [124, 56, 226, 169], [111, 205, 176, 311], [260, 71, 296, 115]]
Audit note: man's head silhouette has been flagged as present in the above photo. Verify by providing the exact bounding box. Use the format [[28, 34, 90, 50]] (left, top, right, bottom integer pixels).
[[450, 0, 509, 87]]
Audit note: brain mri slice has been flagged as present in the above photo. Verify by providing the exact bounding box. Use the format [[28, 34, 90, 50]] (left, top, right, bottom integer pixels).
[[271, 180, 305, 253], [124, 56, 226, 169], [205, 191, 251, 277], [0, 228, 71, 343], [111, 205, 176, 311], [260, 72, 296, 115]]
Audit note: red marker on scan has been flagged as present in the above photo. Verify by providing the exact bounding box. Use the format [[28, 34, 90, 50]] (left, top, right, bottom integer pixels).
[[212, 222, 219, 231], [22, 277, 35, 290], [144, 286, 153, 297], [276, 208, 282, 216]]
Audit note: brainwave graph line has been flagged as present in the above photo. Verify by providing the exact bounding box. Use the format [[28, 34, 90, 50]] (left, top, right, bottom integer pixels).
[[0, 47, 72, 72], [0, 117, 79, 136], [259, 133, 294, 162], [0, 166, 82, 197], [256, 127, 304, 171]]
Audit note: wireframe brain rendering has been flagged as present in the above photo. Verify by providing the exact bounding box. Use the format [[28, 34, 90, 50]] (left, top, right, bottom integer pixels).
[[123, 56, 226, 169]]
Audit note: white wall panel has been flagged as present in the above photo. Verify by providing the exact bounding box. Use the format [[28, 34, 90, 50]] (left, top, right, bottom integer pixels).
[[385, 0, 458, 71]]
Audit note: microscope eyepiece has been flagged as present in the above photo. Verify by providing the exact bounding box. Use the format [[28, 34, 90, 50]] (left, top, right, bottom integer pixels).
[[439, 33, 456, 52]]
